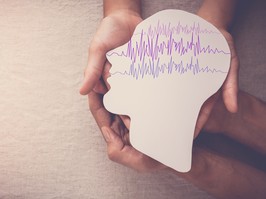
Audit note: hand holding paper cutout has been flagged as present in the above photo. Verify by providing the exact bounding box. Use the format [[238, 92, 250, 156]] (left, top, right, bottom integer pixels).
[[103, 10, 231, 172], [80, 9, 142, 95]]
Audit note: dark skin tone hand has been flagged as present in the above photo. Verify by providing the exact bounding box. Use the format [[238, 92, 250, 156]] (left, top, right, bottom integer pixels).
[[89, 89, 266, 199]]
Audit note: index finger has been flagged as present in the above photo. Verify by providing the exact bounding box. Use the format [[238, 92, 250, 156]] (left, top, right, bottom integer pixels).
[[88, 90, 112, 128]]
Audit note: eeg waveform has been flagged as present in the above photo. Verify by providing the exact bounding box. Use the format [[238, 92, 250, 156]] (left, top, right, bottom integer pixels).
[[146, 21, 220, 38], [107, 21, 230, 79], [111, 57, 227, 79]]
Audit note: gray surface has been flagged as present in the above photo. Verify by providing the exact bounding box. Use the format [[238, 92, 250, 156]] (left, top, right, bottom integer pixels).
[[234, 0, 266, 101], [0, 0, 265, 199]]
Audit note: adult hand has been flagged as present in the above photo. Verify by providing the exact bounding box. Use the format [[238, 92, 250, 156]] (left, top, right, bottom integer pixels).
[[80, 9, 142, 95], [81, 0, 159, 172], [194, 29, 239, 137], [195, 0, 240, 137]]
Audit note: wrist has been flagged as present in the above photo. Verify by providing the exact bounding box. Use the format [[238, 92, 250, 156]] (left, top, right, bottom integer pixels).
[[104, 9, 141, 20], [197, 12, 228, 31], [102, 10, 142, 36], [174, 147, 214, 186], [104, 0, 141, 18], [197, 0, 238, 31]]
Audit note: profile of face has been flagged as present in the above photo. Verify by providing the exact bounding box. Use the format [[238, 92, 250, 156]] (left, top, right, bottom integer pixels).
[[104, 10, 230, 172]]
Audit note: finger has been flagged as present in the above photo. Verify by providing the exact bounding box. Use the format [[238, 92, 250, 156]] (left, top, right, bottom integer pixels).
[[102, 61, 111, 90], [102, 60, 131, 131], [88, 91, 112, 128], [80, 39, 108, 95], [89, 82, 130, 144], [194, 92, 220, 138], [101, 127, 166, 172], [110, 115, 129, 142], [92, 59, 113, 94], [222, 34, 239, 113], [88, 85, 132, 151], [222, 58, 239, 113], [93, 77, 108, 94], [119, 115, 131, 129], [109, 115, 132, 149]]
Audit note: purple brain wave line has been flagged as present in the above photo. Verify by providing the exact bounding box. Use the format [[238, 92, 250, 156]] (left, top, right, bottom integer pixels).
[[145, 21, 220, 38], [107, 30, 229, 62], [110, 56, 227, 80]]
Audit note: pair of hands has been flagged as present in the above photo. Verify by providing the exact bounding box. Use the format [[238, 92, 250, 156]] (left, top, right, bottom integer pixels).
[[80, 10, 239, 172]]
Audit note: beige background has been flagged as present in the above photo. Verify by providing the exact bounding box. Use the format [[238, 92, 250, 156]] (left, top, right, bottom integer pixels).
[[0, 0, 265, 199]]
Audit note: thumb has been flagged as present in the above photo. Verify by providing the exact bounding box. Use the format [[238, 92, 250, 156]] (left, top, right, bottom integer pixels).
[[222, 31, 239, 113], [79, 41, 108, 95], [194, 93, 219, 138]]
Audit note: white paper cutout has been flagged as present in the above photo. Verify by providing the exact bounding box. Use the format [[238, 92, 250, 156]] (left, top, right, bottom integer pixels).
[[103, 10, 230, 172]]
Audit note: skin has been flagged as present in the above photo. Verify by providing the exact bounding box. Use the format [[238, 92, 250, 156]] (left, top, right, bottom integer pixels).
[[182, 92, 266, 199], [80, 0, 266, 198], [80, 0, 142, 95]]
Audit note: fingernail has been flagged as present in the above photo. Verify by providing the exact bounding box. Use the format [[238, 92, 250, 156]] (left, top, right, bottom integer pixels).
[[101, 127, 111, 142]]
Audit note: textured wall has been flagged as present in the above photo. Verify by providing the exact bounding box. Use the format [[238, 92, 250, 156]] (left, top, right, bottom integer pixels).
[[0, 0, 265, 199]]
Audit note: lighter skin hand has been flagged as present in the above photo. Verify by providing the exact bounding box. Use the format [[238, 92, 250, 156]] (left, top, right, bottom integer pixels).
[[80, 11, 142, 95]]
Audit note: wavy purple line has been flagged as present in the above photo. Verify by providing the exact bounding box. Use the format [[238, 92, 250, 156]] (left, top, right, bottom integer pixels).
[[107, 30, 229, 62], [111, 56, 227, 80], [146, 21, 220, 38]]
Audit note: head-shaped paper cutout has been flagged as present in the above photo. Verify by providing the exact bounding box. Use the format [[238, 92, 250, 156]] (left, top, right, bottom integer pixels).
[[104, 10, 230, 172]]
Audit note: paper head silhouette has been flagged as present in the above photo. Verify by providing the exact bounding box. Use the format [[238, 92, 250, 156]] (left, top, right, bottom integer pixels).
[[103, 10, 230, 172]]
